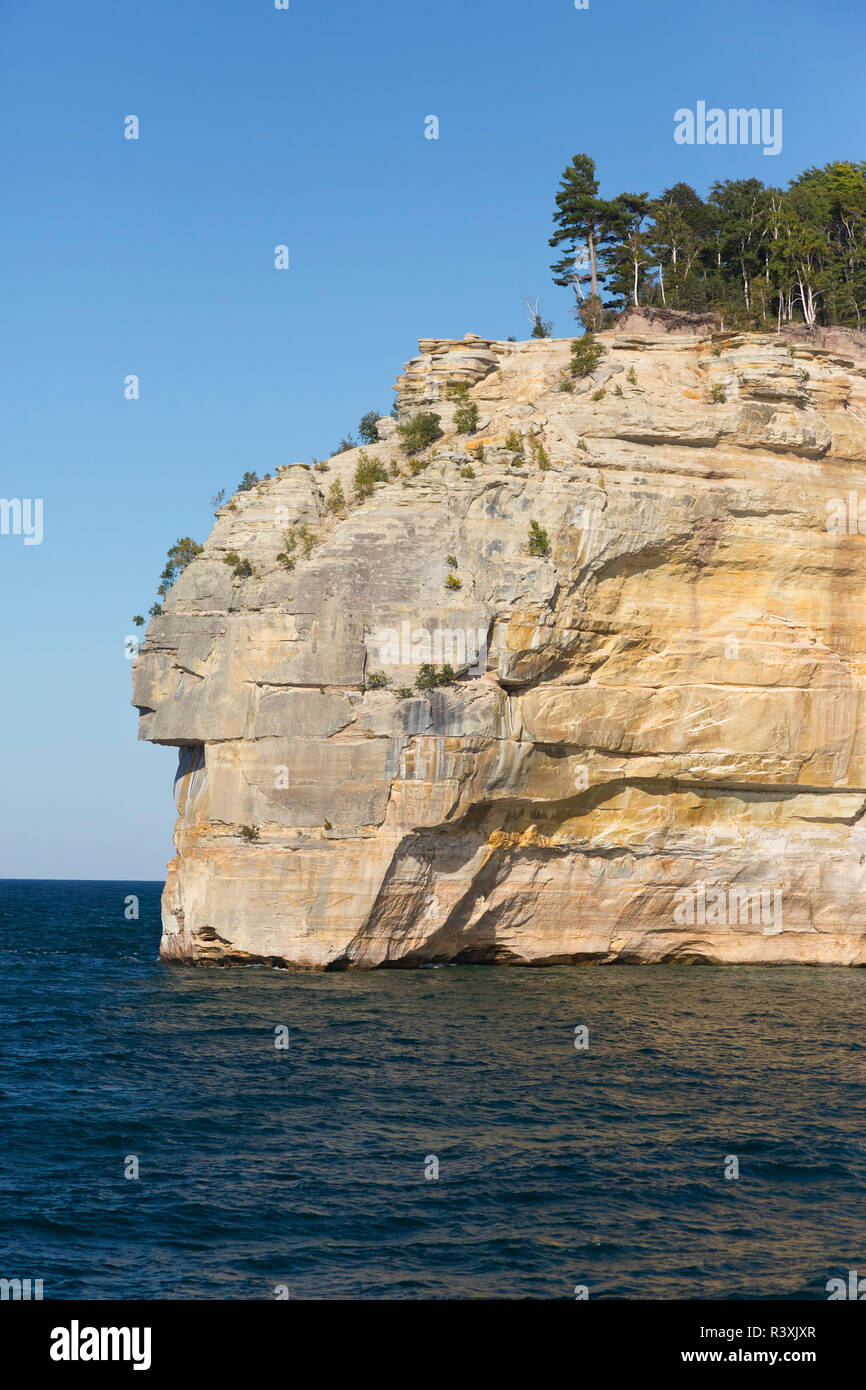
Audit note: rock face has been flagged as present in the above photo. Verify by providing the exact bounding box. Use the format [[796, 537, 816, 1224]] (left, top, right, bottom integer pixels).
[[133, 324, 866, 968]]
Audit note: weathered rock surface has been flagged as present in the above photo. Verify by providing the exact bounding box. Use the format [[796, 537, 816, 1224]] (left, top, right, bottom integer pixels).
[[133, 324, 866, 968]]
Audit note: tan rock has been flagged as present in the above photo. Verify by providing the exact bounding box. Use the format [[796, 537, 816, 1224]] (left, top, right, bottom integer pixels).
[[133, 325, 866, 968]]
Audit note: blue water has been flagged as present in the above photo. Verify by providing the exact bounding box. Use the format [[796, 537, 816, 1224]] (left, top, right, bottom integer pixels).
[[0, 879, 863, 1300]]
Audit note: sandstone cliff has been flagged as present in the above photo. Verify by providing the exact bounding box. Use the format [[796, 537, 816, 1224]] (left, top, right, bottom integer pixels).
[[133, 321, 866, 968]]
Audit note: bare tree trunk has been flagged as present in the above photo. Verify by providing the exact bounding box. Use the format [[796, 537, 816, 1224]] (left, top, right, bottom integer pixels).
[[589, 232, 598, 300], [658, 263, 666, 307]]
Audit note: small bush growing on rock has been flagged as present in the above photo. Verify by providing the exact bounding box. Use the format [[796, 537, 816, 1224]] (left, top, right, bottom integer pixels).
[[460, 465, 476, 478], [591, 387, 606, 402], [358, 411, 381, 444], [397, 411, 443, 455], [415, 663, 456, 691], [366, 671, 390, 689], [333, 436, 356, 455], [276, 530, 297, 569], [710, 384, 727, 403], [157, 538, 203, 598], [467, 442, 484, 461], [312, 458, 330, 471], [149, 602, 162, 617], [132, 614, 145, 627], [450, 384, 480, 434], [626, 367, 637, 385], [211, 489, 226, 509], [389, 461, 401, 478], [237, 471, 259, 492], [533, 440, 551, 470], [325, 480, 345, 512], [445, 573, 462, 590], [396, 687, 414, 699], [505, 429, 525, 458], [233, 557, 254, 579], [527, 520, 551, 557], [240, 825, 259, 842], [570, 334, 605, 378], [614, 383, 623, 396], [297, 524, 316, 557], [446, 554, 458, 568], [354, 450, 389, 499]]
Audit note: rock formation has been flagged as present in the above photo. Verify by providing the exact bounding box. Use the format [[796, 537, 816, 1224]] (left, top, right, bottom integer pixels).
[[133, 321, 866, 967]]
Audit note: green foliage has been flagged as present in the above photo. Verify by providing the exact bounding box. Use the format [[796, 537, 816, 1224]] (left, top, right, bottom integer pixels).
[[333, 436, 356, 455], [157, 538, 202, 597], [504, 429, 525, 457], [297, 524, 316, 557], [240, 825, 259, 842], [460, 465, 476, 478], [237, 471, 259, 492], [445, 574, 462, 590], [614, 383, 623, 396], [312, 458, 330, 471], [395, 687, 414, 699], [626, 366, 638, 384], [366, 671, 390, 689], [467, 442, 484, 462], [211, 489, 225, 509], [451, 384, 480, 434], [358, 411, 381, 444], [550, 154, 866, 328], [710, 384, 727, 403], [570, 334, 605, 377], [527, 520, 551, 557], [397, 411, 443, 455], [325, 480, 345, 512], [445, 554, 458, 568], [149, 602, 162, 617], [533, 440, 551, 470], [354, 450, 389, 499], [591, 387, 606, 401], [415, 663, 456, 691], [132, 614, 145, 626]]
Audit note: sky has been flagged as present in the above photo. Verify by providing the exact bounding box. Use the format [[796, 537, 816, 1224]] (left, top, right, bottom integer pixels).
[[1, 0, 864, 878]]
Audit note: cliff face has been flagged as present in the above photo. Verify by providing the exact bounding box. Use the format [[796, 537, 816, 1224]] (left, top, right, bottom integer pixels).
[[133, 322, 866, 968]]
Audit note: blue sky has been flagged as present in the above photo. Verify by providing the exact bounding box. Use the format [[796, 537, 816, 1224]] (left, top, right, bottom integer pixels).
[[1, 0, 863, 878]]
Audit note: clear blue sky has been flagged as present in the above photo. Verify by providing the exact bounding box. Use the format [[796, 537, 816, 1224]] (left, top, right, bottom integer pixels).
[[1, 0, 863, 878]]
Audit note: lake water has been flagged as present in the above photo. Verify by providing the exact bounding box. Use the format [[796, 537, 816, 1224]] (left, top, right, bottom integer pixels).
[[0, 879, 862, 1299]]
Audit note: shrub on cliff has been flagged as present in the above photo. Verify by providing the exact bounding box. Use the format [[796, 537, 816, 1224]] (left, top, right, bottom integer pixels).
[[397, 411, 443, 455], [237, 471, 259, 492], [449, 385, 480, 434], [527, 520, 551, 557], [354, 450, 389, 499], [570, 334, 605, 378], [358, 411, 381, 444], [415, 663, 456, 691], [325, 480, 345, 512]]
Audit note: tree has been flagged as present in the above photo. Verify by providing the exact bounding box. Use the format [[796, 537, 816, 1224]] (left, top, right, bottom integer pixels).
[[606, 192, 652, 307], [550, 154, 621, 306], [157, 538, 202, 597], [358, 411, 380, 444], [525, 298, 553, 337]]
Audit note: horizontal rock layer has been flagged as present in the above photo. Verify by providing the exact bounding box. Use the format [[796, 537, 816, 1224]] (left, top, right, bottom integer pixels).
[[133, 324, 866, 968]]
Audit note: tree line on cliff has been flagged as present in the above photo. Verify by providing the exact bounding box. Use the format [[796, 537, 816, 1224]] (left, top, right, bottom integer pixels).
[[549, 153, 866, 333]]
